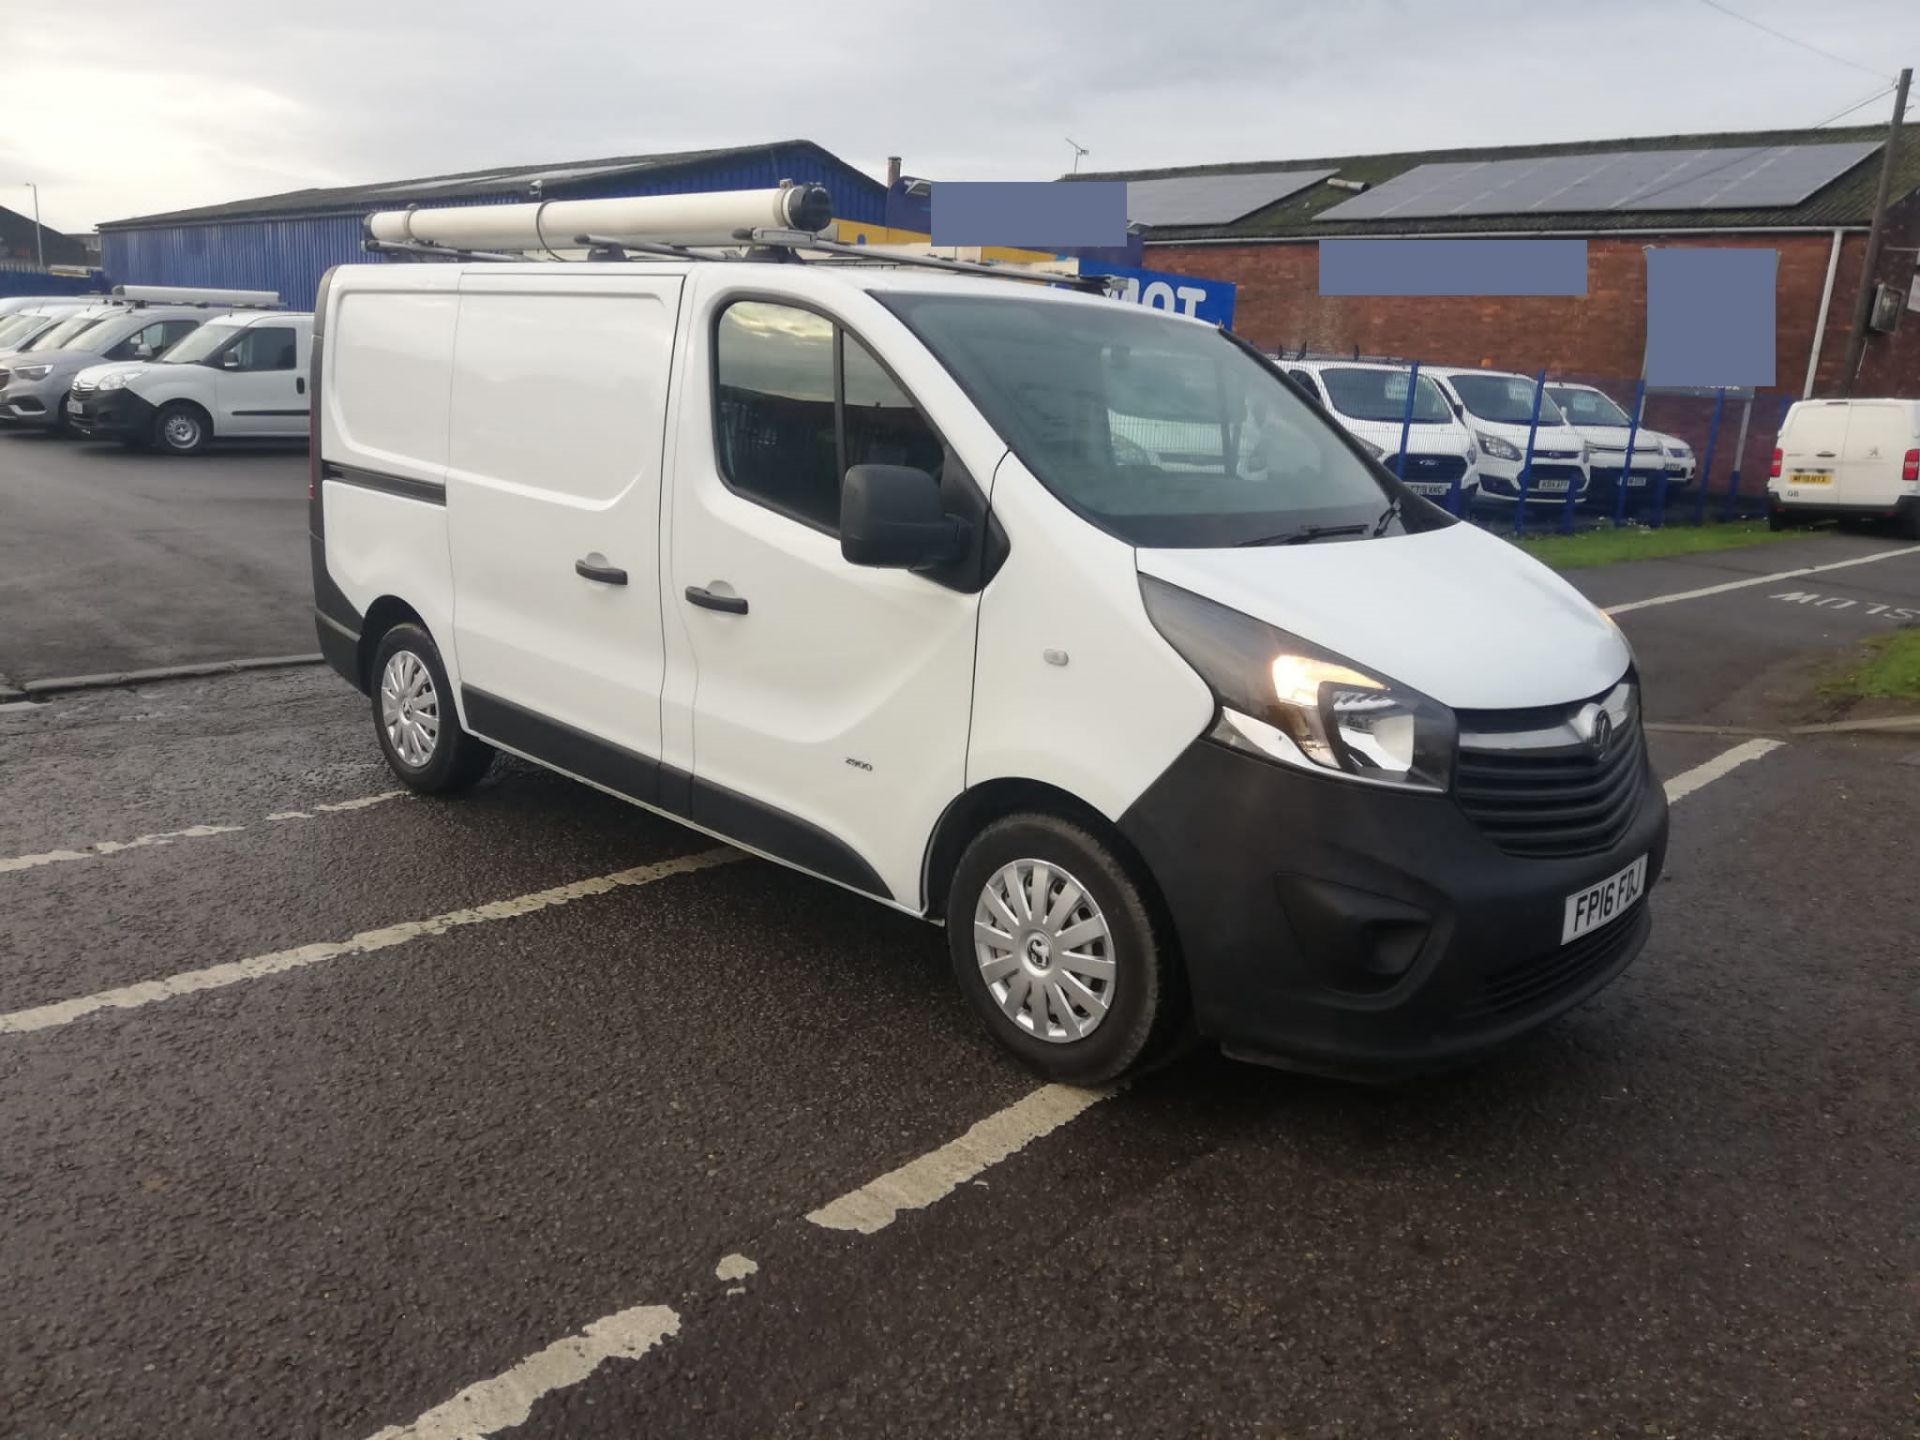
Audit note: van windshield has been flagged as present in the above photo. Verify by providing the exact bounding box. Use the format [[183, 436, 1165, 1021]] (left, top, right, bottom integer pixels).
[[23, 313, 108, 352], [0, 315, 36, 345], [1546, 385, 1630, 427], [1447, 373, 1568, 426], [158, 323, 241, 365], [1319, 367, 1453, 424], [881, 294, 1410, 548]]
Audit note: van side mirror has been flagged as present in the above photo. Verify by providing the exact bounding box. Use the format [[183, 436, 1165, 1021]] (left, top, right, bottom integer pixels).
[[841, 464, 965, 570]]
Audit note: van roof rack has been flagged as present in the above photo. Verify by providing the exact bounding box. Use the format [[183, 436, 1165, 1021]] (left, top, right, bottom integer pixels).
[[359, 186, 1115, 294]]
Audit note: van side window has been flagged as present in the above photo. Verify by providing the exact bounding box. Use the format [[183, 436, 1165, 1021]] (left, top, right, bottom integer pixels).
[[842, 335, 943, 477], [715, 301, 841, 529], [228, 326, 299, 372], [715, 301, 944, 534]]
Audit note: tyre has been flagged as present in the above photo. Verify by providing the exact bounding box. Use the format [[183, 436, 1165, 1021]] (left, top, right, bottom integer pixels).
[[947, 813, 1181, 1085], [1767, 507, 1789, 532], [369, 623, 495, 793], [1898, 506, 1920, 542], [152, 402, 210, 455], [48, 392, 72, 436]]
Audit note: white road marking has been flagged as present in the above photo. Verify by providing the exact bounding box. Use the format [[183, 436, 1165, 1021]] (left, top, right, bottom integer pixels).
[[365, 1303, 679, 1440], [0, 792, 407, 876], [0, 823, 246, 876], [1663, 737, 1785, 804], [714, 1253, 758, 1283], [1605, 544, 1920, 616], [0, 848, 743, 1037], [806, 1083, 1113, 1235]]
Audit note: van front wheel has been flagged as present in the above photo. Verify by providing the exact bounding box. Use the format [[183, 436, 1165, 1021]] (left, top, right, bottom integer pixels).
[[152, 402, 210, 455], [947, 814, 1180, 1085], [370, 624, 495, 793]]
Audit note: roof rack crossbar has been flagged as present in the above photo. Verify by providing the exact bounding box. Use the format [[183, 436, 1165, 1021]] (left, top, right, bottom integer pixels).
[[571, 232, 730, 263], [363, 238, 521, 263], [741, 229, 1115, 293]]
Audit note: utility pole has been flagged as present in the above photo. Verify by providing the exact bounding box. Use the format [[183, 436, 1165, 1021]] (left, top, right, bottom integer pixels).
[[1838, 66, 1910, 395], [23, 181, 43, 269]]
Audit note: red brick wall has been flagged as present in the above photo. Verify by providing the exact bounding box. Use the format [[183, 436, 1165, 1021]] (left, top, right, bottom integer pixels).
[[1146, 223, 1919, 399]]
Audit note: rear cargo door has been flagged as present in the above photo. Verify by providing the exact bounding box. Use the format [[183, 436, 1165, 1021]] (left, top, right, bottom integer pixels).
[[445, 272, 684, 800], [1778, 400, 1850, 500], [1834, 401, 1911, 507]]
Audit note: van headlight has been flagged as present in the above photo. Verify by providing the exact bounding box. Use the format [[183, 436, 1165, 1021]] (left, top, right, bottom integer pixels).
[[95, 371, 130, 390], [12, 363, 53, 381], [1474, 430, 1520, 461], [1141, 575, 1456, 792]]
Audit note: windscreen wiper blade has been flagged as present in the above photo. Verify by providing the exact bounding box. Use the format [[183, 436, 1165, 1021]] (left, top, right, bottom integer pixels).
[[1372, 497, 1403, 537], [1236, 523, 1370, 547]]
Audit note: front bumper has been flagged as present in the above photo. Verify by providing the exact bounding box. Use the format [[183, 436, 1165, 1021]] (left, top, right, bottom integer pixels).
[[65, 387, 154, 439], [1118, 734, 1669, 1078], [0, 378, 62, 427]]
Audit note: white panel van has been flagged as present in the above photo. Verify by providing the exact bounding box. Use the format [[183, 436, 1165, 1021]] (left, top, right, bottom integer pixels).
[[1427, 367, 1592, 507], [311, 213, 1666, 1083], [1768, 398, 1920, 537], [1283, 360, 1480, 507]]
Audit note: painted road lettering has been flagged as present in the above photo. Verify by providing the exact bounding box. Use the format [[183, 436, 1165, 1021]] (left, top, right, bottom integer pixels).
[[1768, 590, 1918, 620]]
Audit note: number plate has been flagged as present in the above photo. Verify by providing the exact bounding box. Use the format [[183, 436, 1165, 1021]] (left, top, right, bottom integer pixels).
[[66, 399, 83, 415], [1406, 482, 1449, 497], [1789, 471, 1832, 485], [1530, 478, 1571, 494], [1562, 854, 1648, 943]]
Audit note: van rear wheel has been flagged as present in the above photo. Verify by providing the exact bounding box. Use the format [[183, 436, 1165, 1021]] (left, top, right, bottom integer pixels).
[[370, 623, 495, 793], [946, 814, 1181, 1085]]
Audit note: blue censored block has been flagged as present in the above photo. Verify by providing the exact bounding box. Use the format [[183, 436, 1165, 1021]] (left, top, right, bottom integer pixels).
[[1645, 248, 1776, 389], [931, 182, 1127, 249], [1318, 238, 1588, 296]]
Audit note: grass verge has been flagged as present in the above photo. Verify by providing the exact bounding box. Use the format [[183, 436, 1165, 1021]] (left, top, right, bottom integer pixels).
[[1512, 519, 1793, 570], [1819, 628, 1920, 706]]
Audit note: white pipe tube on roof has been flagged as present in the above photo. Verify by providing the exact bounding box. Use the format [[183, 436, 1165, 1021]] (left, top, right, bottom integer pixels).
[[112, 284, 282, 307], [364, 185, 833, 253]]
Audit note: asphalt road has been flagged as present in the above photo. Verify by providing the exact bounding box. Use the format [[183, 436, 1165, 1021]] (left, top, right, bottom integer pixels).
[[0, 430, 310, 686], [1, 441, 1917, 1438]]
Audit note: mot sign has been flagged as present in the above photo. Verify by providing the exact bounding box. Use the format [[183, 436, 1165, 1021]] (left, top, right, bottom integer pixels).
[[1078, 260, 1237, 328]]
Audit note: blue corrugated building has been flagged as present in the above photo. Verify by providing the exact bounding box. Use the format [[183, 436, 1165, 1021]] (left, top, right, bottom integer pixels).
[[98, 140, 887, 310]]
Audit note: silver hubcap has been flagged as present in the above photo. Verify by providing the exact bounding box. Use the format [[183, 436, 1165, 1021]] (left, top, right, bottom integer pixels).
[[164, 413, 200, 447], [973, 859, 1115, 1044], [379, 651, 440, 768]]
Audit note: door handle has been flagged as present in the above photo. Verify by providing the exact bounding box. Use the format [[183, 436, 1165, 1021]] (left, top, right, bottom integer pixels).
[[1815, 450, 1838, 458], [684, 585, 748, 615], [574, 557, 629, 585], [296, 377, 307, 395]]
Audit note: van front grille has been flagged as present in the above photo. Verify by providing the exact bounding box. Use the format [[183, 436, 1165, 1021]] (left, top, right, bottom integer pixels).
[[1454, 711, 1646, 859]]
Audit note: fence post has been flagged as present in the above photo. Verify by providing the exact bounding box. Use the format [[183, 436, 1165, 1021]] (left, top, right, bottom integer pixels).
[[1612, 379, 1647, 529], [1723, 398, 1754, 523], [1512, 369, 1547, 538], [1393, 360, 1418, 485], [1693, 389, 1725, 527]]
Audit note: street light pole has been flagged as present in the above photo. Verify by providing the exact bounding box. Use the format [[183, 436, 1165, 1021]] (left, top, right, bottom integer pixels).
[[23, 182, 43, 269]]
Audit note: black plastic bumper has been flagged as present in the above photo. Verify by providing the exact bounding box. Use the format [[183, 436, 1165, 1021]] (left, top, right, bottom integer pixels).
[[1118, 736, 1669, 1078], [1769, 492, 1919, 526], [66, 388, 155, 440]]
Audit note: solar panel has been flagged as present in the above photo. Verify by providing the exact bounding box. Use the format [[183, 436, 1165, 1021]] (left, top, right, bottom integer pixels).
[[1127, 169, 1336, 226], [1315, 142, 1879, 220]]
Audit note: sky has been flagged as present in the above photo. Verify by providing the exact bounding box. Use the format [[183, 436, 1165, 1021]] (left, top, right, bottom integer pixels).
[[3, 0, 1916, 234]]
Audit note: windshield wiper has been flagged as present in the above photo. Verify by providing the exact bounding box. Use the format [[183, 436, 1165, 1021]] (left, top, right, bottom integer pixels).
[[1237, 523, 1370, 547], [1372, 497, 1402, 537]]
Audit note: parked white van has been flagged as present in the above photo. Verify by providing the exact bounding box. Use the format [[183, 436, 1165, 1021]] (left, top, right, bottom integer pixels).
[[1427, 367, 1592, 506], [68, 311, 313, 452], [312, 191, 1666, 1083], [1768, 398, 1920, 537], [1544, 381, 1688, 509], [1283, 360, 1480, 506]]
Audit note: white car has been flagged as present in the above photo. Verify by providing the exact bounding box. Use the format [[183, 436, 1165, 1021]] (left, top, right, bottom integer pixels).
[[67, 311, 313, 453], [1768, 398, 1920, 537], [1427, 367, 1591, 507], [1545, 382, 1689, 509], [311, 187, 1666, 1085], [1283, 359, 1479, 507]]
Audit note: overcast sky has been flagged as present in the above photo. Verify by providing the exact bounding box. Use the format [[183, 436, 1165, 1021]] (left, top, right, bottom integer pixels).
[[4, 0, 1915, 233]]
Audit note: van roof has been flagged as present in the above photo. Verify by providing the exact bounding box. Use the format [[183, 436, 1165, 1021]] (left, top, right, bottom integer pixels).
[[325, 259, 1204, 320]]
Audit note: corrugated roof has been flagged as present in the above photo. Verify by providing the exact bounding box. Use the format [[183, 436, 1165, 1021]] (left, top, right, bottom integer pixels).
[[100, 140, 868, 229], [1071, 125, 1919, 240]]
